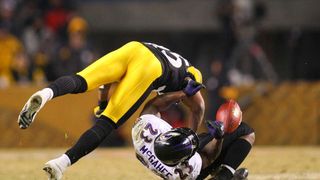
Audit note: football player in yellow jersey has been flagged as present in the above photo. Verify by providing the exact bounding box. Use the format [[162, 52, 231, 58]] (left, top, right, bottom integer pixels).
[[18, 41, 205, 179]]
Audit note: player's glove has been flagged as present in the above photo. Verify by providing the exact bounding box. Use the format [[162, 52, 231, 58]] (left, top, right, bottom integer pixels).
[[94, 100, 108, 117], [206, 120, 224, 139], [183, 79, 205, 96]]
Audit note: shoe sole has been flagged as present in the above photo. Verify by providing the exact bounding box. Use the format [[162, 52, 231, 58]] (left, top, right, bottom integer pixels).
[[18, 95, 42, 129], [43, 166, 59, 180]]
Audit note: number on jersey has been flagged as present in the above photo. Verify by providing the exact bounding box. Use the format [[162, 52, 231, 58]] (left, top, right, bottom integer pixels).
[[145, 42, 190, 68], [140, 123, 159, 143]]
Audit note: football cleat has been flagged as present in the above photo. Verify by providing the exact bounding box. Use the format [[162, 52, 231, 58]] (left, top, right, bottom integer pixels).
[[232, 168, 249, 180], [208, 166, 249, 180], [43, 160, 64, 180], [18, 89, 52, 129], [209, 166, 233, 180]]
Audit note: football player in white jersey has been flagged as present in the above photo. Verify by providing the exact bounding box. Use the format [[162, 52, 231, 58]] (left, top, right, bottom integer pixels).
[[132, 89, 226, 180]]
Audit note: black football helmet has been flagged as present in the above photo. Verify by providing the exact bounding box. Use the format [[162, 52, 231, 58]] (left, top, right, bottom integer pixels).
[[154, 127, 199, 166]]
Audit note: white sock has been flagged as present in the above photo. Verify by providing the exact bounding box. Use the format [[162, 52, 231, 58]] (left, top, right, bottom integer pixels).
[[57, 154, 71, 168], [50, 154, 71, 172], [39, 88, 54, 101], [221, 164, 236, 174]]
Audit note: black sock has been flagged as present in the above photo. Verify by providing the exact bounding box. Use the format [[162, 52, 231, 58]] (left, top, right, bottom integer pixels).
[[197, 139, 252, 180], [65, 119, 115, 164], [48, 75, 87, 98], [222, 138, 252, 170]]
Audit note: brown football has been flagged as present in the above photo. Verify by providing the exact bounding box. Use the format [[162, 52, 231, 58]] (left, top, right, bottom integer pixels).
[[216, 99, 242, 133]]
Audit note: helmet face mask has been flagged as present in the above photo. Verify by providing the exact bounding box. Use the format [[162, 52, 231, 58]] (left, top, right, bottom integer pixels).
[[154, 128, 199, 166]]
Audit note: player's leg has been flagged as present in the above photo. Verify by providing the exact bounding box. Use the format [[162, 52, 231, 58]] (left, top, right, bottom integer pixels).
[[63, 44, 162, 163], [212, 124, 254, 180], [17, 75, 87, 129], [197, 122, 255, 180], [18, 41, 142, 129], [65, 41, 162, 161], [100, 52, 163, 126], [198, 135, 222, 169], [43, 42, 162, 178]]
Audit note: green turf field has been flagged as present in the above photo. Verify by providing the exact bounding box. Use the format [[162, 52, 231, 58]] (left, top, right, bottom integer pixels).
[[0, 146, 319, 180]]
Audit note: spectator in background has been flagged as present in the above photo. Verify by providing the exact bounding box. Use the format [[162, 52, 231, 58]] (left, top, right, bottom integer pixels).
[[0, 0, 16, 33], [0, 21, 27, 88], [22, 15, 54, 84], [0, 0, 90, 86], [44, 0, 73, 41], [215, 0, 236, 60], [216, 0, 276, 85], [205, 59, 228, 119], [46, 15, 95, 81], [13, 0, 41, 36]]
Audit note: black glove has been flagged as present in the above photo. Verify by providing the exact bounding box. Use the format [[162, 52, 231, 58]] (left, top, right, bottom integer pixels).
[[94, 100, 108, 117], [183, 79, 205, 96], [206, 120, 224, 139]]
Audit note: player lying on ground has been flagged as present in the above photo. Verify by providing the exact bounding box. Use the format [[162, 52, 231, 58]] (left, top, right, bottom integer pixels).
[[17, 41, 205, 179], [132, 90, 255, 180]]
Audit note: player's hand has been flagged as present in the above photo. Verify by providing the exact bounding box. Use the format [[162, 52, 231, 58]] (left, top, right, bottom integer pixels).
[[94, 100, 108, 117], [206, 120, 224, 139], [183, 79, 205, 96]]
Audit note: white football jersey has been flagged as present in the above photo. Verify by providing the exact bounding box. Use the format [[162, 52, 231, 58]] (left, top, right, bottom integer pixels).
[[132, 114, 202, 180]]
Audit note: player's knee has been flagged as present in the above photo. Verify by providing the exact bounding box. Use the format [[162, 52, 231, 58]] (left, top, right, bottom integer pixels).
[[240, 132, 255, 146], [72, 75, 88, 93], [48, 75, 88, 98]]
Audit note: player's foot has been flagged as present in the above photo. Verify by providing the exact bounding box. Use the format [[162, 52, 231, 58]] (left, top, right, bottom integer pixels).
[[232, 168, 249, 180], [208, 166, 233, 180], [208, 166, 249, 180], [18, 89, 52, 129], [18, 94, 42, 129], [43, 160, 64, 180]]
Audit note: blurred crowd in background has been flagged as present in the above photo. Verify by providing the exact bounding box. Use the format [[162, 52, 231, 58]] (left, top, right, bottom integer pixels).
[[0, 0, 95, 89], [0, 0, 273, 90]]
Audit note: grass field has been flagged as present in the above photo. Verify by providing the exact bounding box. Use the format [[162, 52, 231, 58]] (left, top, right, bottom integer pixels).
[[0, 146, 319, 180]]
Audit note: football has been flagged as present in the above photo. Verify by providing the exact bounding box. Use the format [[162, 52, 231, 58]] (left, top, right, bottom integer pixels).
[[216, 99, 242, 133]]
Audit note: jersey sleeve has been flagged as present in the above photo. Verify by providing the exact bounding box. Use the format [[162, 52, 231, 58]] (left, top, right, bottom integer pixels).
[[187, 66, 203, 84]]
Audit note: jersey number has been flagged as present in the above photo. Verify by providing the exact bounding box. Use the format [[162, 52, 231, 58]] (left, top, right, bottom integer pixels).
[[174, 162, 194, 180], [146, 43, 189, 68], [140, 123, 158, 143]]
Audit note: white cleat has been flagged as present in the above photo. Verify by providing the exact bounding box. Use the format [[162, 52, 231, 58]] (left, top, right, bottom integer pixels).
[[18, 89, 52, 129], [43, 161, 64, 180]]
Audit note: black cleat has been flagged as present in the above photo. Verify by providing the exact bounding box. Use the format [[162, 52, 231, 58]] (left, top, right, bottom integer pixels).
[[232, 168, 249, 180], [209, 166, 234, 180]]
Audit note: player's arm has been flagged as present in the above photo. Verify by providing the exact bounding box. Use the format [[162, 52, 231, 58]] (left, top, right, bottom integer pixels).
[[199, 137, 223, 168], [140, 91, 187, 117], [98, 84, 110, 102], [198, 121, 224, 167], [182, 91, 205, 132], [141, 79, 204, 117]]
